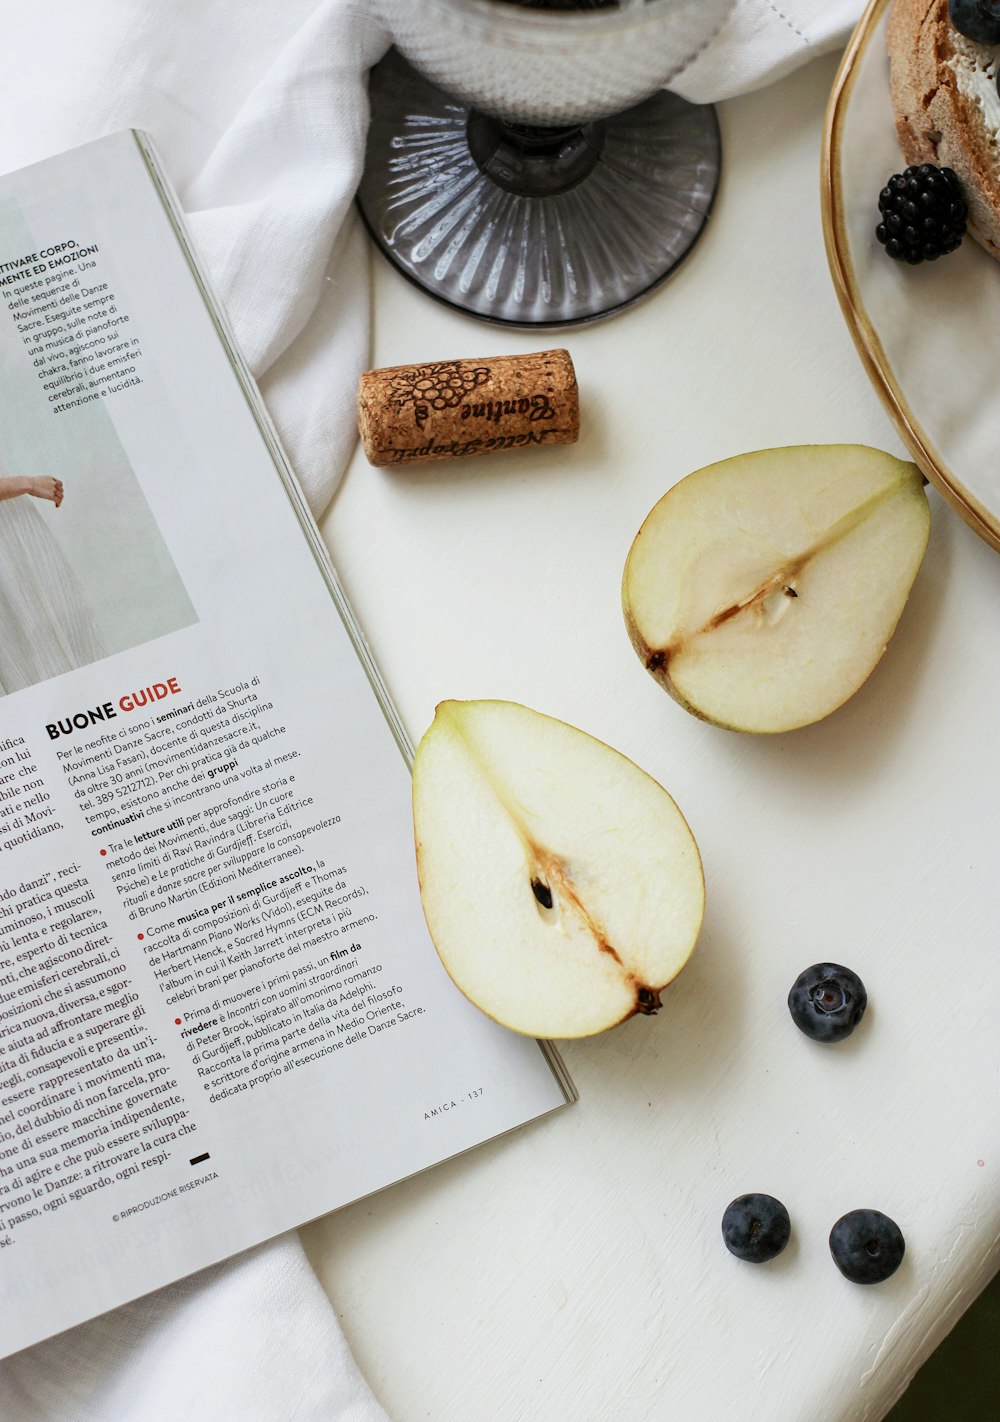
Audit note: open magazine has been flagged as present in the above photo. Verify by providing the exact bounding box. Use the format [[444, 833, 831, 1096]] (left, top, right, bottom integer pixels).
[[0, 131, 574, 1357]]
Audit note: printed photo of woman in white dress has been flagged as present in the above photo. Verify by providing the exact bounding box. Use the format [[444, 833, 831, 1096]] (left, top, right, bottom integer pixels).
[[0, 471, 106, 695]]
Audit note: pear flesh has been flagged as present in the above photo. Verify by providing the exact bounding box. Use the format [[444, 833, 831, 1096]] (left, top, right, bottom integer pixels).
[[622, 445, 931, 733], [412, 700, 704, 1040]]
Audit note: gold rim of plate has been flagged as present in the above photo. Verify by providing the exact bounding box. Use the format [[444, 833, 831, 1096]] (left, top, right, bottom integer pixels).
[[821, 0, 1000, 554]]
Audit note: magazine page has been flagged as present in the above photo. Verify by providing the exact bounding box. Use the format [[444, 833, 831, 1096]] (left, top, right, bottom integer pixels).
[[0, 131, 571, 1356]]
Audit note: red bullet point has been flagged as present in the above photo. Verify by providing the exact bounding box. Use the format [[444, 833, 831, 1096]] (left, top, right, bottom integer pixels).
[[175, 1018, 182, 1025], [100, 849, 107, 856], [137, 933, 144, 941]]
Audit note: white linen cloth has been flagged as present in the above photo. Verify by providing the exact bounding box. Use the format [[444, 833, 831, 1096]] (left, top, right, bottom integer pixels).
[[675, 0, 868, 103], [0, 0, 864, 1417]]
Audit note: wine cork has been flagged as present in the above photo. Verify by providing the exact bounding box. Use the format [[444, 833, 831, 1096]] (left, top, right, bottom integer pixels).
[[357, 348, 579, 467]]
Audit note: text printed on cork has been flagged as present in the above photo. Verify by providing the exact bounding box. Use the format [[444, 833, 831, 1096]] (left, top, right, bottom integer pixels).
[[357, 348, 579, 467]]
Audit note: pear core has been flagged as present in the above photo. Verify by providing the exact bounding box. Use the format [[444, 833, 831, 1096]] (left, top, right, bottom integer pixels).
[[622, 444, 931, 733], [412, 700, 704, 1039]]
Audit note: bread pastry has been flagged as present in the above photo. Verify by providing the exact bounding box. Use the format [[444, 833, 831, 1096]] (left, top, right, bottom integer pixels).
[[888, 0, 1000, 260]]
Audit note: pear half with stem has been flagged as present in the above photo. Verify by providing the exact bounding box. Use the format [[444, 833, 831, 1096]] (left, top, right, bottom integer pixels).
[[412, 700, 704, 1039], [623, 445, 931, 734]]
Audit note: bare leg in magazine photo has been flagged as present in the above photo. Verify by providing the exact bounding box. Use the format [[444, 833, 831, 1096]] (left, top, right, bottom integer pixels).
[[0, 473, 105, 695]]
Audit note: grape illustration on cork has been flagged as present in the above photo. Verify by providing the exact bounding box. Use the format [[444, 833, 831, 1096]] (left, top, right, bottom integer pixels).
[[357, 348, 579, 467]]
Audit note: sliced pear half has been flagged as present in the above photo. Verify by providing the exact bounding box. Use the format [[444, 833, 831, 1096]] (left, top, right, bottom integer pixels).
[[412, 700, 704, 1040], [622, 445, 931, 734]]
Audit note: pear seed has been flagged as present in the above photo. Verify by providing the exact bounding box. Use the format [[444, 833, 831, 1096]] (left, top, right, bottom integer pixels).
[[531, 878, 553, 909]]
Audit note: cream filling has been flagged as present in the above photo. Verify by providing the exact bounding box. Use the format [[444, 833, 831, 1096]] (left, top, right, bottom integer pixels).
[[946, 33, 1000, 165]]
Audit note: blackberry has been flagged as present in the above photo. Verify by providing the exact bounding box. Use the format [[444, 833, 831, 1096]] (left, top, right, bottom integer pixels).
[[876, 165, 967, 264]]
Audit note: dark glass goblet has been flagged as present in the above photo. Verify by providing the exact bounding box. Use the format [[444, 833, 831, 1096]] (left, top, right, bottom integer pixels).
[[358, 0, 733, 325]]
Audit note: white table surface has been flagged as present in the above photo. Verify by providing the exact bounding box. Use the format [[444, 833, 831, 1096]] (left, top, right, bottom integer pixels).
[[306, 49, 1000, 1422]]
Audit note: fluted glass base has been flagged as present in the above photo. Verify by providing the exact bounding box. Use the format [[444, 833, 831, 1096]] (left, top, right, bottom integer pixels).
[[357, 48, 722, 327]]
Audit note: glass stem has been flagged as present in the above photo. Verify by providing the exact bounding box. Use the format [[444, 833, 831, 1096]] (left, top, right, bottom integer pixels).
[[466, 113, 606, 197]]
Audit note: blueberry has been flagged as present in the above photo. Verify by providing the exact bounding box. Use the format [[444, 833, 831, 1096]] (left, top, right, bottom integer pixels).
[[949, 0, 1000, 43], [829, 1209, 905, 1284], [721, 1193, 791, 1263], [787, 962, 867, 1043]]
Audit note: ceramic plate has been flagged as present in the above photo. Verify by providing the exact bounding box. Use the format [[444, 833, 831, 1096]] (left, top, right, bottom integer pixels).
[[823, 0, 1000, 552]]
